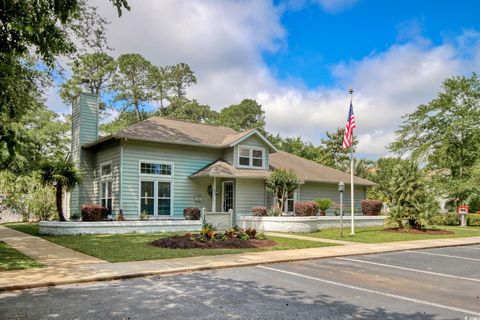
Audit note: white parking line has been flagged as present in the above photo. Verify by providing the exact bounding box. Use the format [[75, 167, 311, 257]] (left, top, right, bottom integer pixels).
[[336, 257, 480, 282], [405, 251, 480, 261], [257, 266, 480, 317]]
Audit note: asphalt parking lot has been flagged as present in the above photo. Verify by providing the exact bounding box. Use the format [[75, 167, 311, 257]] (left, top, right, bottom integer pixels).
[[1, 244, 479, 320]]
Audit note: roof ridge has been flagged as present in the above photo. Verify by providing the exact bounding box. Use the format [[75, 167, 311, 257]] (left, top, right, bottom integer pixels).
[[275, 151, 374, 184], [150, 116, 239, 131]]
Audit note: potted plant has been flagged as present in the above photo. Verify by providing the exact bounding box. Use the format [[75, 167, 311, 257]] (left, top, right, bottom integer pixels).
[[314, 198, 333, 216]]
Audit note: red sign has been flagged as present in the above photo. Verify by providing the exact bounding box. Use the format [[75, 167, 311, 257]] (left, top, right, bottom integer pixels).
[[457, 205, 469, 214]]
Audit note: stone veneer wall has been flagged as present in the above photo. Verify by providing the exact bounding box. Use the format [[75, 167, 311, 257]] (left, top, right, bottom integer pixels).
[[237, 216, 386, 233], [39, 220, 202, 235]]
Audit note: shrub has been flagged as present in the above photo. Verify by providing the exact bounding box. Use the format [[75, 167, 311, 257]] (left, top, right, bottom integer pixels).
[[255, 232, 267, 240], [314, 198, 332, 216], [467, 214, 480, 227], [81, 204, 109, 221], [116, 211, 125, 221], [140, 211, 150, 221], [200, 223, 217, 240], [442, 213, 460, 226], [251, 207, 267, 216], [245, 228, 257, 239], [183, 207, 201, 220], [70, 213, 81, 221], [295, 202, 318, 216], [361, 200, 383, 216], [267, 205, 282, 216]]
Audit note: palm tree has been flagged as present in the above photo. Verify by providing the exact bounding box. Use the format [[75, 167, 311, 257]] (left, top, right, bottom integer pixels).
[[39, 160, 81, 221]]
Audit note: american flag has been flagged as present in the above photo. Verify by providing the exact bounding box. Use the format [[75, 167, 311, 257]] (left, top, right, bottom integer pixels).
[[342, 102, 356, 149]]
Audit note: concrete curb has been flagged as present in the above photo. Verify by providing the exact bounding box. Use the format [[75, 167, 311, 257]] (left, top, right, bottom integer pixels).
[[2, 237, 480, 292]]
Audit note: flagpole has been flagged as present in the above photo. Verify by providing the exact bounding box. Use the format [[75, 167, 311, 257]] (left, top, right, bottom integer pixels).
[[349, 88, 355, 235]]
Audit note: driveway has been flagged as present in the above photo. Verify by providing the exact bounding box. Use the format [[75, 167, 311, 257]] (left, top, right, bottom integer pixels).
[[1, 244, 479, 319]]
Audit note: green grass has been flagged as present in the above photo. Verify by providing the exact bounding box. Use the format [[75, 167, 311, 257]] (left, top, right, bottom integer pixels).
[[5, 223, 337, 263], [0, 241, 43, 271], [304, 225, 480, 243]]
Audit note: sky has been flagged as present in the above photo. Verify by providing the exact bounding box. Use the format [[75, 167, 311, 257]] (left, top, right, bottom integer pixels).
[[47, 0, 480, 159]]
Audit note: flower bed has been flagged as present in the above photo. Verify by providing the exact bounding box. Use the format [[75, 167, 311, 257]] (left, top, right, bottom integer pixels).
[[151, 235, 276, 249]]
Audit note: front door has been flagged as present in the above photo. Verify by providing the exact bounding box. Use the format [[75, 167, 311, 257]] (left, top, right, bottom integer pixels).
[[222, 181, 234, 212]]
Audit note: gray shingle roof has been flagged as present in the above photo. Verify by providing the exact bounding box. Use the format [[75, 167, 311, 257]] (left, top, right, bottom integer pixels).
[[269, 151, 376, 186], [190, 159, 270, 179], [84, 117, 255, 148], [191, 152, 376, 186]]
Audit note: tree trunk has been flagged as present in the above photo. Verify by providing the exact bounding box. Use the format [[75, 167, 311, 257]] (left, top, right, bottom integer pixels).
[[56, 183, 66, 222]]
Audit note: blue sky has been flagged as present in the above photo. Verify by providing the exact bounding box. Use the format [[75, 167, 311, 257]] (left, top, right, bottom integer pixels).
[[50, 0, 480, 159], [266, 0, 480, 87]]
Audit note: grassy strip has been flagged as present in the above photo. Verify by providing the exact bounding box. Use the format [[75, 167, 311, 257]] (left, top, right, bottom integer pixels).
[[304, 225, 480, 243], [0, 241, 43, 271], [5, 223, 337, 263]]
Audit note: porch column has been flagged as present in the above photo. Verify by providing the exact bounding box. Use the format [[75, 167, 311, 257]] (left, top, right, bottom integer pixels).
[[211, 176, 217, 212]]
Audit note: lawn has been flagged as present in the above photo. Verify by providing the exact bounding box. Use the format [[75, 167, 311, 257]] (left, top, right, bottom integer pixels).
[[305, 225, 480, 243], [0, 241, 43, 271], [5, 223, 337, 263]]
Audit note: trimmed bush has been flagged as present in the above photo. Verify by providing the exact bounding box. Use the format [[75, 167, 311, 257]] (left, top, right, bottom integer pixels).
[[361, 200, 383, 216], [81, 204, 108, 221], [183, 207, 201, 220], [295, 201, 318, 216], [467, 214, 480, 227], [442, 213, 460, 226], [251, 207, 267, 216]]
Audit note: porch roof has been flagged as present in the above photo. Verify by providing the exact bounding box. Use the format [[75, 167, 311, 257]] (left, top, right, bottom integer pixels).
[[190, 159, 270, 179]]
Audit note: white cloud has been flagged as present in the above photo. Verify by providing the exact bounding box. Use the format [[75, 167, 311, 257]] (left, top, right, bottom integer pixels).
[[47, 0, 480, 159]]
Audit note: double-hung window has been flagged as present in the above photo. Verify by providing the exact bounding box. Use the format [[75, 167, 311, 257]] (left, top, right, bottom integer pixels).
[[139, 161, 173, 216], [238, 146, 264, 169], [100, 163, 113, 213]]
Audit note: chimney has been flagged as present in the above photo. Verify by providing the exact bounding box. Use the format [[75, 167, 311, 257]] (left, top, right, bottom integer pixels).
[[71, 92, 99, 164], [70, 92, 99, 216]]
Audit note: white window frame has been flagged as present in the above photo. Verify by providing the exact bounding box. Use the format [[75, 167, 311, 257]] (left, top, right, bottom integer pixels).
[[237, 146, 265, 169], [99, 161, 113, 212], [100, 161, 113, 178], [138, 178, 174, 217], [100, 180, 113, 213], [138, 160, 175, 217], [138, 160, 174, 177], [222, 180, 235, 212], [284, 190, 297, 214]]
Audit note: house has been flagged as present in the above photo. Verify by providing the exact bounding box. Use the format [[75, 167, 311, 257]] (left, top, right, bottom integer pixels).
[[68, 93, 375, 220]]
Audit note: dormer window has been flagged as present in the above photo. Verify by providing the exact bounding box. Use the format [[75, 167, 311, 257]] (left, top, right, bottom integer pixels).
[[238, 146, 264, 169]]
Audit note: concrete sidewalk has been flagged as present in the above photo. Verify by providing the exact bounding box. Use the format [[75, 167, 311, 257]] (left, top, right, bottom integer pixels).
[[1, 224, 480, 292], [0, 226, 104, 267]]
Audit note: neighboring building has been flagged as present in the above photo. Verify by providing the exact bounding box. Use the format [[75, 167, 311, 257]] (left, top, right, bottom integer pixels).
[[68, 93, 375, 220]]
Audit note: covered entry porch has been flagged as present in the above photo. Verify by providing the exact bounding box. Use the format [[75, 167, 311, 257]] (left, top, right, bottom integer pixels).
[[190, 159, 270, 216]]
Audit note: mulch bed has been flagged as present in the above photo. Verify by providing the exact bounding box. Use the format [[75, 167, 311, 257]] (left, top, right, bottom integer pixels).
[[150, 234, 277, 249], [383, 228, 453, 235]]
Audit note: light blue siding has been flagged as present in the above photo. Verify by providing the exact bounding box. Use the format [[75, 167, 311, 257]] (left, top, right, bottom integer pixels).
[[233, 135, 270, 169], [299, 182, 366, 215], [70, 93, 99, 215], [93, 142, 121, 214], [121, 142, 220, 218], [235, 179, 266, 215]]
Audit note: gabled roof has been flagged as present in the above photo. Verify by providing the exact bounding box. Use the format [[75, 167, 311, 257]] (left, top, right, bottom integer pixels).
[[269, 151, 376, 186], [190, 159, 270, 179], [191, 152, 376, 186], [83, 117, 276, 151]]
